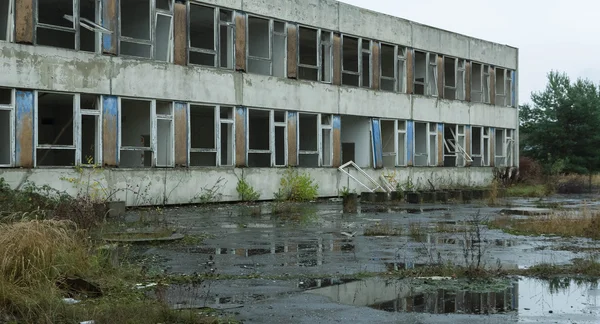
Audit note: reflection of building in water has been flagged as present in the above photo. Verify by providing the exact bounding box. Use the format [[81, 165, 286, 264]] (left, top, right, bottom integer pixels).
[[307, 277, 518, 315]]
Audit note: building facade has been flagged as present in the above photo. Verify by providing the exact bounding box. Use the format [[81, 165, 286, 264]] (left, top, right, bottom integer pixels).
[[0, 0, 518, 205]]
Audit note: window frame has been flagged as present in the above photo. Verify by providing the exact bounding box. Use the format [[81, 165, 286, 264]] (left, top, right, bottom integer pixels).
[[297, 26, 333, 83], [246, 14, 287, 77], [0, 88, 15, 167], [188, 104, 236, 167], [187, 3, 235, 68]]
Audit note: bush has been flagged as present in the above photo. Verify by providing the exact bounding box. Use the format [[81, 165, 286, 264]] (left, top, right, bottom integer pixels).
[[236, 178, 260, 202], [557, 176, 586, 194], [277, 169, 319, 202], [518, 157, 543, 184]]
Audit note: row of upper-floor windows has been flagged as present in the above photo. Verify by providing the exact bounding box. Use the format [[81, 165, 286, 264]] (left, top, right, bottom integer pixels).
[[0, 0, 516, 107]]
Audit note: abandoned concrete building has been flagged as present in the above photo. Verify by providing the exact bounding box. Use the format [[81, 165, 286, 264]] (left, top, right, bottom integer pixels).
[[0, 0, 518, 205]]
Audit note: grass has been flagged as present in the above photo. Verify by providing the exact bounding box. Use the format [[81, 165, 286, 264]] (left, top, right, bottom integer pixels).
[[506, 184, 548, 198], [0, 220, 233, 324], [364, 223, 403, 236], [489, 207, 600, 239]]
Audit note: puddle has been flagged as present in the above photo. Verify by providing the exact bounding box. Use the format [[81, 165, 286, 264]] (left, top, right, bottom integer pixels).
[[305, 277, 600, 319]]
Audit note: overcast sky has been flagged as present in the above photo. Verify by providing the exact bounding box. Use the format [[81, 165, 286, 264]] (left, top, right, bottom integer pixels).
[[340, 0, 600, 104]]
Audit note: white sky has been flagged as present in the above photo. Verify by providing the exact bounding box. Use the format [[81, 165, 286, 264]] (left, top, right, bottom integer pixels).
[[340, 0, 600, 104]]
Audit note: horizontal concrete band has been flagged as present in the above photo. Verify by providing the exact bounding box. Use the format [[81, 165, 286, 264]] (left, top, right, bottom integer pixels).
[[197, 0, 518, 69], [0, 43, 518, 129], [0, 167, 495, 206]]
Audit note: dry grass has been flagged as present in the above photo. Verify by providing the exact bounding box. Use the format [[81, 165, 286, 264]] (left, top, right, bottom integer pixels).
[[364, 223, 403, 236], [489, 207, 600, 239]]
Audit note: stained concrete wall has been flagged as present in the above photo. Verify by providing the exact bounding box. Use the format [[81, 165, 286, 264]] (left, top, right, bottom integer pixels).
[[0, 166, 495, 206]]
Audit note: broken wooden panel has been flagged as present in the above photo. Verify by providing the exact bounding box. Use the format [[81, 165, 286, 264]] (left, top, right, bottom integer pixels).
[[489, 67, 496, 105], [465, 125, 471, 167], [174, 102, 188, 166], [406, 49, 414, 94], [235, 107, 246, 167], [437, 123, 444, 166], [465, 62, 472, 102], [102, 96, 118, 167], [437, 56, 444, 99], [406, 120, 414, 166], [332, 33, 341, 86], [287, 111, 297, 166], [371, 43, 380, 90], [287, 24, 297, 79], [332, 115, 341, 167], [173, 2, 187, 66], [15, 90, 33, 168], [235, 13, 246, 72], [15, 0, 33, 44], [101, 0, 117, 55]]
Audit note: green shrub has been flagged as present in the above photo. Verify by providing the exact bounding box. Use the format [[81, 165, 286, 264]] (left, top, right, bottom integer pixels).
[[277, 169, 319, 202], [236, 178, 260, 202]]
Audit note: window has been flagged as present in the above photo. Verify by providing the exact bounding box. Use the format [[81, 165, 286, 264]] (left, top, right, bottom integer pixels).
[[247, 16, 286, 77], [342, 36, 361, 87], [189, 105, 235, 167], [298, 27, 332, 82], [443, 124, 469, 167], [0, 0, 14, 42], [443, 57, 466, 100], [495, 68, 514, 107], [188, 4, 234, 68], [119, 99, 152, 167], [273, 111, 287, 166], [154, 4, 174, 62], [380, 44, 407, 93], [0, 88, 14, 167], [36, 92, 76, 166], [471, 63, 491, 103], [471, 126, 491, 167], [298, 113, 319, 167], [320, 114, 333, 167], [79, 94, 101, 165], [155, 101, 174, 167], [247, 109, 286, 167], [414, 122, 438, 166], [495, 128, 515, 167], [414, 51, 438, 96], [380, 120, 408, 167], [35, 0, 109, 52]]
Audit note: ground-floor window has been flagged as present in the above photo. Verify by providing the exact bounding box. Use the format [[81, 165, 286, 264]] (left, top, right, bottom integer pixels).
[[380, 119, 407, 168], [189, 104, 235, 167], [0, 87, 14, 166], [495, 128, 515, 167], [471, 126, 491, 167], [247, 109, 287, 167], [443, 124, 469, 167], [414, 122, 438, 167]]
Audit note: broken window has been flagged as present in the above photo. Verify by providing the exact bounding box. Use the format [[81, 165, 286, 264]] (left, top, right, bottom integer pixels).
[[273, 111, 287, 166], [0, 0, 13, 42], [298, 27, 332, 83], [495, 68, 514, 106], [471, 63, 491, 103], [495, 128, 515, 167], [189, 105, 234, 167], [119, 99, 152, 167], [188, 4, 234, 68], [298, 113, 319, 167], [36, 92, 76, 166], [414, 122, 437, 166], [341, 36, 359, 86], [361, 39, 371, 88], [414, 51, 438, 96], [0, 88, 13, 167], [120, 0, 152, 58], [381, 120, 395, 168], [79, 94, 101, 165], [443, 57, 466, 100], [443, 124, 469, 167], [380, 43, 396, 92], [154, 4, 174, 62], [155, 101, 173, 167], [340, 116, 370, 168], [320, 115, 333, 167], [35, 0, 108, 52], [247, 109, 271, 167], [471, 126, 491, 167], [247, 16, 286, 77]]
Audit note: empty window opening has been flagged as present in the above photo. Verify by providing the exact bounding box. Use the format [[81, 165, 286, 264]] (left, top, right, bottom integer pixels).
[[321, 115, 333, 167], [495, 128, 505, 167], [321, 32, 332, 82], [381, 120, 396, 168], [79, 94, 101, 165], [190, 105, 216, 167], [272, 21, 286, 78], [414, 51, 427, 95], [120, 99, 152, 168], [428, 54, 438, 97], [189, 4, 216, 66], [397, 121, 406, 166], [443, 124, 468, 167], [219, 10, 235, 69], [340, 116, 370, 168], [361, 39, 371, 88], [444, 57, 456, 100], [273, 111, 287, 167], [36, 92, 75, 167], [155, 13, 173, 62], [495, 68, 513, 106], [247, 16, 271, 76], [298, 114, 318, 167], [0, 0, 13, 41], [156, 101, 173, 167], [156, 0, 172, 11], [79, 0, 99, 52], [298, 27, 318, 81], [380, 44, 396, 92], [120, 0, 152, 58], [342, 36, 359, 87], [0, 88, 13, 166], [428, 123, 438, 166], [36, 0, 75, 49], [414, 122, 437, 166], [397, 48, 407, 93], [248, 109, 271, 167], [471, 63, 490, 103], [471, 126, 490, 167]]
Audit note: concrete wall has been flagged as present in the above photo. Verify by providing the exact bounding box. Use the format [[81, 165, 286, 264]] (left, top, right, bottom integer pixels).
[[0, 43, 518, 130], [0, 166, 495, 206]]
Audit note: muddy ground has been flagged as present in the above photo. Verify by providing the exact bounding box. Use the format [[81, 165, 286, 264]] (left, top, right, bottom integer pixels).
[[120, 195, 600, 323]]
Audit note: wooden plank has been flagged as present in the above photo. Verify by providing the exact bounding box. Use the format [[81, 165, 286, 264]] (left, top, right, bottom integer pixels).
[[437, 124, 444, 167], [235, 13, 246, 72], [173, 2, 187, 66], [332, 116, 342, 167], [287, 112, 297, 166], [235, 107, 246, 167], [332, 33, 341, 86], [102, 96, 118, 167], [287, 24, 297, 79], [406, 50, 414, 94], [174, 102, 188, 166], [15, 91, 34, 167], [437, 56, 444, 98], [102, 0, 117, 55], [371, 43, 380, 90], [15, 0, 33, 44]]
